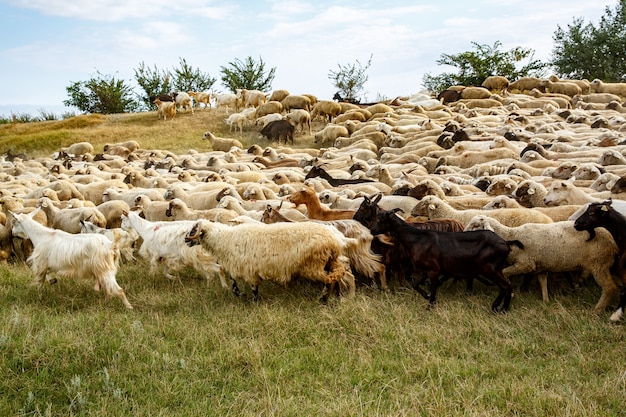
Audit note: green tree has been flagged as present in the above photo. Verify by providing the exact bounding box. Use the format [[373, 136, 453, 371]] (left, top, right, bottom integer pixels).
[[171, 57, 217, 92], [134, 62, 172, 110], [422, 41, 547, 93], [219, 56, 276, 93], [64, 71, 138, 114], [328, 54, 372, 102], [551, 0, 626, 82]]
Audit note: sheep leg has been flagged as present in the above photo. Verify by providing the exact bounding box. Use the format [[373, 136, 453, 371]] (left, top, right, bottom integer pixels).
[[537, 272, 549, 303], [231, 278, 241, 297], [610, 288, 626, 322]]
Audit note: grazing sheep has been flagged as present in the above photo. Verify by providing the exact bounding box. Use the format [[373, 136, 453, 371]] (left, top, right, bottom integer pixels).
[[184, 219, 353, 301], [255, 101, 283, 118], [173, 91, 194, 113], [268, 89, 290, 102], [465, 215, 619, 312], [281, 95, 312, 113], [311, 100, 342, 122], [11, 210, 132, 309], [482, 75, 510, 94], [314, 124, 349, 146], [202, 132, 243, 152], [61, 142, 95, 157], [284, 109, 312, 135]]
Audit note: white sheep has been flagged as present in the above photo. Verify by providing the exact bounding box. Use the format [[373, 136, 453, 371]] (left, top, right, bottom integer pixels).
[[37, 197, 107, 233], [184, 219, 354, 301], [314, 124, 349, 146], [225, 112, 247, 133], [590, 79, 626, 98], [121, 209, 227, 287], [464, 215, 619, 312], [11, 209, 132, 309], [411, 195, 553, 227], [202, 132, 243, 152], [173, 91, 194, 114]]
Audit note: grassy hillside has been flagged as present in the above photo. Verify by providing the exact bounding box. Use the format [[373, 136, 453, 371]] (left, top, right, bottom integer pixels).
[[0, 108, 323, 158], [1, 110, 626, 416]]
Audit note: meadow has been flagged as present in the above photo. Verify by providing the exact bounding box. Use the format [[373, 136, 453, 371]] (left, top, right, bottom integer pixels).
[[1, 109, 625, 416]]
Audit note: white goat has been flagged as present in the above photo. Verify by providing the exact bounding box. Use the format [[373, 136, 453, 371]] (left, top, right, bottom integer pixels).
[[10, 209, 132, 309], [120, 209, 227, 288]]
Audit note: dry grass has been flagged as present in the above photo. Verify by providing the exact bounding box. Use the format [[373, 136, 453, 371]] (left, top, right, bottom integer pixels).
[[0, 108, 324, 158]]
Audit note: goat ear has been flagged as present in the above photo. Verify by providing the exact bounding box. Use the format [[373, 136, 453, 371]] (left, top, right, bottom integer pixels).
[[373, 193, 382, 203]]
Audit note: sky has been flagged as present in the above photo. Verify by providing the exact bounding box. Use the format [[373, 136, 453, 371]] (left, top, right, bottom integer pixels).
[[0, 0, 609, 116]]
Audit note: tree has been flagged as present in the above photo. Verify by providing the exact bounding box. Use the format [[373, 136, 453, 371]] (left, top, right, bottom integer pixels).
[[171, 57, 217, 92], [422, 41, 547, 93], [64, 71, 138, 114], [134, 62, 172, 110], [551, 0, 626, 82], [328, 54, 372, 102], [219, 56, 276, 93]]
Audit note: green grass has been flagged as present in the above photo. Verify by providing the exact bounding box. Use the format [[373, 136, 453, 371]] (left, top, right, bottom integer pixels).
[[1, 261, 625, 416], [1, 111, 626, 416]]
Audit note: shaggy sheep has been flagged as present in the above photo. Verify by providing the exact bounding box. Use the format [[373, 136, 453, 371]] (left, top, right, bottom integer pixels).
[[255, 101, 283, 118], [281, 95, 312, 113], [184, 220, 354, 301], [284, 109, 312, 135]]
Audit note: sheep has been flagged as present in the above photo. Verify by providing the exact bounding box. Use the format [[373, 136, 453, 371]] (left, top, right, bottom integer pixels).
[[165, 198, 240, 223], [225, 112, 247, 133], [268, 89, 290, 102], [153, 98, 176, 120], [590, 79, 626, 98], [10, 209, 132, 309], [411, 195, 553, 227], [61, 142, 94, 157], [464, 215, 619, 312], [539, 79, 582, 97], [213, 92, 241, 112], [134, 195, 171, 222], [121, 209, 227, 287], [284, 109, 312, 135], [482, 75, 509, 94], [188, 91, 212, 110], [436, 148, 518, 170], [281, 95, 312, 113], [238, 89, 267, 108], [313, 124, 349, 146], [79, 220, 138, 264], [509, 77, 543, 93], [184, 219, 353, 302], [37, 197, 107, 233], [202, 132, 243, 152], [173, 91, 194, 113], [96, 199, 130, 229], [254, 101, 283, 119], [460, 86, 491, 99], [311, 100, 342, 122], [543, 180, 606, 206], [255, 113, 284, 128]]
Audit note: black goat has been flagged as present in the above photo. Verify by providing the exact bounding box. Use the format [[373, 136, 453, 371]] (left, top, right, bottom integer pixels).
[[305, 165, 373, 186]]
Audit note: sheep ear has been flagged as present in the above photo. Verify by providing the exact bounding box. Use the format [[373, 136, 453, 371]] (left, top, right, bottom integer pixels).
[[429, 204, 436, 211], [527, 188, 535, 195]]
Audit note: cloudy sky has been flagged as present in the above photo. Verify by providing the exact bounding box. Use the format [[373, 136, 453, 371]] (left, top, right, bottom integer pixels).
[[0, 0, 608, 116]]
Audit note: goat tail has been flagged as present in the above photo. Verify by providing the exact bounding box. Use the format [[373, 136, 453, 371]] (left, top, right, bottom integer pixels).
[[341, 236, 383, 279]]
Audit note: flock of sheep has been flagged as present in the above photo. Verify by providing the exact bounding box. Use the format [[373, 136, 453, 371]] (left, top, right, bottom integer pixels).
[[3, 75, 626, 320]]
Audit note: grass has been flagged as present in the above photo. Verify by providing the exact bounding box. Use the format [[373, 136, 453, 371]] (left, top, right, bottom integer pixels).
[[1, 110, 626, 416]]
